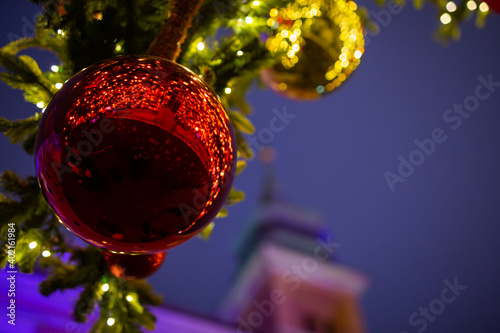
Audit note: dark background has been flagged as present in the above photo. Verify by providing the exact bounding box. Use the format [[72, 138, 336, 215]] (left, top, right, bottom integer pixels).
[[1, 1, 500, 332]]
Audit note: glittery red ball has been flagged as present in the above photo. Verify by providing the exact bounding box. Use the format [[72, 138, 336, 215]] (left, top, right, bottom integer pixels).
[[103, 251, 166, 280], [35, 55, 236, 253]]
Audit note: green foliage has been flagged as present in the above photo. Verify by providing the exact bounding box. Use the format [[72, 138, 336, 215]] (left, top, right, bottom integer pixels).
[[226, 188, 245, 206], [198, 221, 216, 240], [0, 113, 41, 152], [0, 50, 56, 104], [364, 0, 490, 44], [228, 110, 255, 134], [236, 160, 247, 175]]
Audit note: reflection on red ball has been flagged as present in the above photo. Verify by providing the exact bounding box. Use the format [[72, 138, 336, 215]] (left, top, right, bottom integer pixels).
[[35, 55, 236, 254], [103, 251, 166, 280]]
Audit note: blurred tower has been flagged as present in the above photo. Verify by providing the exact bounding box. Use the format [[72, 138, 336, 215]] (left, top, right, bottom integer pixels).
[[217, 147, 369, 333]]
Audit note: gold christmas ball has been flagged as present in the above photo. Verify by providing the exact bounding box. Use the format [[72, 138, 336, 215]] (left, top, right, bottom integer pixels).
[[262, 0, 364, 100]]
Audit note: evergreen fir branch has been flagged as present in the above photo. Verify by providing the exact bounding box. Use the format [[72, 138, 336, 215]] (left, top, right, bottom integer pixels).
[[15, 228, 43, 273], [216, 207, 229, 218], [120, 0, 170, 56], [0, 51, 57, 109], [23, 85, 54, 107], [225, 188, 245, 206], [73, 280, 100, 322], [234, 129, 253, 160], [178, 0, 243, 64], [135, 306, 156, 331], [0, 72, 37, 91], [33, 24, 71, 66], [121, 282, 157, 331], [0, 113, 41, 145], [198, 221, 216, 240], [127, 279, 163, 306], [236, 160, 247, 176], [38, 258, 80, 296], [84, 275, 159, 332], [0, 172, 52, 230], [224, 74, 255, 115], [210, 34, 275, 95], [91, 289, 112, 333], [228, 110, 255, 134], [2, 37, 41, 55], [39, 247, 105, 296], [22, 131, 38, 155], [0, 171, 31, 197]]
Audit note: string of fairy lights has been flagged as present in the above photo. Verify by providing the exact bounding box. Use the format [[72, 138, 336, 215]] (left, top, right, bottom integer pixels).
[[34, 0, 493, 109], [440, 0, 489, 25]]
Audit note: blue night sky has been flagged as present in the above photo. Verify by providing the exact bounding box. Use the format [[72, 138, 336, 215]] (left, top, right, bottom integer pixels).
[[1, 1, 500, 332]]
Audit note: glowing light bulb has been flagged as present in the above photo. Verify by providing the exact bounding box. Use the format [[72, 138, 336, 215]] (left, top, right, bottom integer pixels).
[[440, 13, 452, 24], [467, 0, 477, 10], [252, 0, 260, 5], [446, 2, 457, 12], [55, 83, 63, 89], [224, 87, 232, 94], [245, 16, 253, 24], [42, 250, 51, 257], [36, 102, 45, 109], [354, 50, 362, 59], [51, 65, 59, 72], [126, 295, 134, 302], [29, 241, 37, 249], [107, 318, 115, 326], [479, 2, 489, 11], [197, 42, 205, 51], [102, 283, 109, 292], [236, 50, 243, 56]]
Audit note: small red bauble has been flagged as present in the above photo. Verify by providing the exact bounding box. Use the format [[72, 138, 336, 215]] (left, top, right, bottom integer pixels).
[[35, 55, 236, 254], [103, 251, 166, 280]]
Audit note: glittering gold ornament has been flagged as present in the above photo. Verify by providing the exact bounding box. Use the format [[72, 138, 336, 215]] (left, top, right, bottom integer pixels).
[[262, 0, 364, 100]]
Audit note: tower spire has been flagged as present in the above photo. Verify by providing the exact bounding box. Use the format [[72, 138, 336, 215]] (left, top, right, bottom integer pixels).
[[258, 146, 281, 205], [218, 146, 369, 333]]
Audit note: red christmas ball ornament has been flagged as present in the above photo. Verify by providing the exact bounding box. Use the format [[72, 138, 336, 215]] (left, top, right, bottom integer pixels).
[[103, 251, 166, 280], [484, 0, 500, 13], [35, 55, 236, 254]]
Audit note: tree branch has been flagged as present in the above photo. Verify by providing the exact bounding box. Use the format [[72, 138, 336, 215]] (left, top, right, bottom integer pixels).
[[147, 0, 205, 61]]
